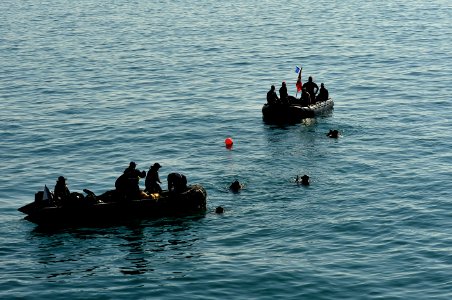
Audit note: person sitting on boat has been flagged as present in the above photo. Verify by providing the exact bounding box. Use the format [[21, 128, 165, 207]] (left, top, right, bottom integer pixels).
[[316, 83, 329, 102], [279, 81, 289, 104], [167, 172, 188, 193], [116, 161, 146, 199], [301, 87, 312, 107], [145, 163, 162, 194], [303, 76, 319, 104], [54, 176, 70, 204], [266, 85, 280, 105]]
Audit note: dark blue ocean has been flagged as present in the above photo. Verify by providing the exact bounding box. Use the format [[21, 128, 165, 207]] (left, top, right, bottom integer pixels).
[[1, 0, 451, 299]]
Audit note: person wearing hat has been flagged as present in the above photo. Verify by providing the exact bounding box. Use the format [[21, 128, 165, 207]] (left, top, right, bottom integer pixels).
[[145, 163, 162, 194], [54, 176, 70, 204], [120, 161, 146, 199], [123, 162, 146, 181]]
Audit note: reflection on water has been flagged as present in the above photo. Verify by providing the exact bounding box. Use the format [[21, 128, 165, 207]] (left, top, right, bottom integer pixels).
[[120, 225, 149, 275], [28, 215, 205, 278]]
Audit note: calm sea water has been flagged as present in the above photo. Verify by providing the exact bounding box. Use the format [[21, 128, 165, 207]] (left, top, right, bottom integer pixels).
[[1, 0, 451, 299]]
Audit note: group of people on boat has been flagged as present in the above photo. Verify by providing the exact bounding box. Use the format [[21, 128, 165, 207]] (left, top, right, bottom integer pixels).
[[115, 161, 188, 200], [267, 76, 329, 106], [50, 161, 189, 204]]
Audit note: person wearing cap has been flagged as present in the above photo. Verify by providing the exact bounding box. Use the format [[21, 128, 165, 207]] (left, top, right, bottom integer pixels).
[[120, 161, 146, 199], [167, 172, 187, 193], [54, 176, 70, 204], [145, 163, 162, 194], [124, 161, 146, 181]]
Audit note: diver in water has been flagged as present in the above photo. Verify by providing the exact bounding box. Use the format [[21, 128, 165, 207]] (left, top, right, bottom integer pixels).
[[229, 180, 243, 193], [296, 175, 310, 186], [327, 129, 339, 138]]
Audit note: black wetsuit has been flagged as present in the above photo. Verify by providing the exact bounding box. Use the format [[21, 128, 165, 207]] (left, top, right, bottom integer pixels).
[[267, 89, 279, 105], [167, 173, 187, 193], [303, 81, 319, 103], [317, 87, 329, 102], [279, 85, 288, 104], [116, 167, 146, 199], [54, 182, 70, 202], [145, 168, 162, 193]]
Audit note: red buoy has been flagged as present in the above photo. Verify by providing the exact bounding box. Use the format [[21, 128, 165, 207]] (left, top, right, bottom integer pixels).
[[225, 137, 233, 148]]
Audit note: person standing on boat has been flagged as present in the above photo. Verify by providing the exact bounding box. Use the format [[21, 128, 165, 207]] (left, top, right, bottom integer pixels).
[[54, 176, 70, 203], [266, 85, 279, 105], [279, 81, 289, 104], [303, 76, 319, 104], [167, 172, 187, 193], [316, 83, 329, 102], [122, 161, 146, 199], [145, 163, 162, 194]]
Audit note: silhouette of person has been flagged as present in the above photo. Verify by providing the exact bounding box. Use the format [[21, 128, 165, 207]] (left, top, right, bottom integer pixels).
[[267, 85, 280, 105], [316, 83, 329, 102], [116, 161, 146, 200], [296, 175, 310, 186], [303, 76, 319, 104], [54, 176, 70, 203], [327, 129, 339, 138], [279, 81, 289, 104], [145, 163, 162, 194], [301, 87, 311, 106], [229, 180, 243, 193], [167, 172, 188, 193]]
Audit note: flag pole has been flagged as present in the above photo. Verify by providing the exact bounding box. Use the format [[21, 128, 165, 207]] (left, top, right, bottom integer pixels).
[[295, 66, 302, 99]]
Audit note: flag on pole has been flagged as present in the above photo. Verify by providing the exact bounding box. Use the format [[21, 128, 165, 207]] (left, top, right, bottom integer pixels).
[[295, 66, 301, 74], [295, 66, 303, 93]]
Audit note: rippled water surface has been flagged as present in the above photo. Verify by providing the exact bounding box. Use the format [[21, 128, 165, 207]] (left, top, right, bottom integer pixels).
[[1, 0, 451, 299]]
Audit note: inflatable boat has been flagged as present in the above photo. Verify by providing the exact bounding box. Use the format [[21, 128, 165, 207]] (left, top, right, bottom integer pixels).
[[18, 185, 207, 227], [262, 98, 334, 123]]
